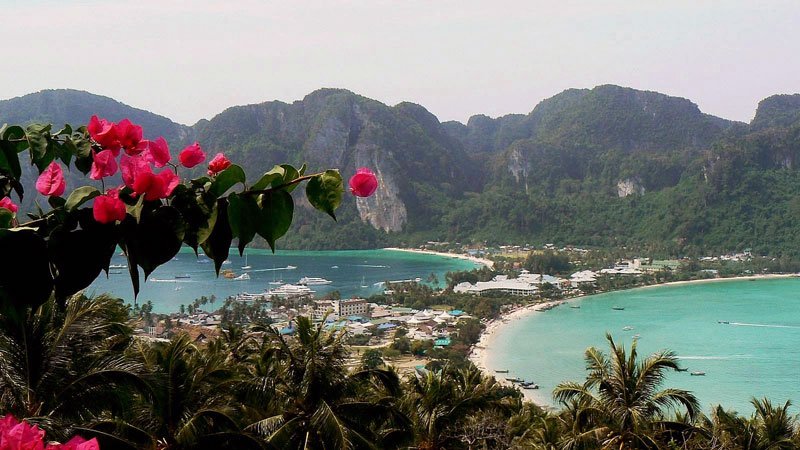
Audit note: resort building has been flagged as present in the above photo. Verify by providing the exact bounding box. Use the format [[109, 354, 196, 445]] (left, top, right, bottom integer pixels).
[[453, 271, 569, 296], [335, 299, 368, 317]]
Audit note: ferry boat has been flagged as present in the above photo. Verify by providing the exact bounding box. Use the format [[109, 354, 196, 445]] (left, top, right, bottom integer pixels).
[[298, 277, 333, 285], [235, 292, 271, 302], [266, 284, 314, 298]]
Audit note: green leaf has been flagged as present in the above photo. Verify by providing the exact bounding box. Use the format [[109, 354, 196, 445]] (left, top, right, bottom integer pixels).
[[65, 186, 101, 211], [126, 194, 146, 223], [26, 123, 51, 159], [121, 206, 186, 286], [227, 193, 260, 255], [48, 217, 117, 301], [0, 208, 12, 229], [0, 125, 24, 140], [257, 191, 294, 252], [48, 195, 66, 210], [305, 169, 343, 220], [250, 166, 285, 191], [0, 229, 53, 318], [171, 185, 217, 253], [251, 164, 307, 193], [200, 199, 233, 275], [0, 141, 21, 179], [54, 124, 72, 136], [209, 164, 246, 197]]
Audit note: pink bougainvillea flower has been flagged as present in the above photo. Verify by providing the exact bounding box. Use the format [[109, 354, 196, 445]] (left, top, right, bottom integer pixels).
[[92, 188, 126, 224], [36, 162, 66, 197], [45, 436, 100, 450], [89, 150, 119, 180], [2, 420, 46, 450], [348, 167, 378, 197], [0, 197, 18, 214], [140, 137, 171, 168], [120, 154, 151, 189], [115, 118, 143, 151], [178, 142, 205, 168], [207, 152, 231, 176], [132, 169, 179, 201], [87, 115, 120, 154], [0, 414, 18, 435]]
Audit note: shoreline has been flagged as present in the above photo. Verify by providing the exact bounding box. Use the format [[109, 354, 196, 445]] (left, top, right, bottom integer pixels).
[[383, 247, 495, 269], [469, 273, 797, 407]]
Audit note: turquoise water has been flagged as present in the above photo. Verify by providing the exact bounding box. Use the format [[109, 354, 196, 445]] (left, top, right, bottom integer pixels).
[[486, 278, 800, 414], [89, 248, 479, 314]]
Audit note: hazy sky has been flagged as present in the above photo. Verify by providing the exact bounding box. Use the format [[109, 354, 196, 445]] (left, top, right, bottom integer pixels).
[[2, 0, 798, 125]]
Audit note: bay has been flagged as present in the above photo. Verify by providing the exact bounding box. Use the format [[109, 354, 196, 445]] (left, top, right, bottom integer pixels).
[[486, 278, 800, 414], [89, 248, 480, 314]]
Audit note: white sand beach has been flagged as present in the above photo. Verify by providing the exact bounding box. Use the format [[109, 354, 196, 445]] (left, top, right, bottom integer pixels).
[[383, 247, 494, 269], [468, 273, 797, 406]]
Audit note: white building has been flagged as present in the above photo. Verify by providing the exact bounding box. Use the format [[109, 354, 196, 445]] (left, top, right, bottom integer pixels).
[[335, 299, 368, 317]]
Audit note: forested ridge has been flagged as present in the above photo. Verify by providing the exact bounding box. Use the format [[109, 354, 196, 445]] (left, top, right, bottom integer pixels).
[[3, 87, 800, 256]]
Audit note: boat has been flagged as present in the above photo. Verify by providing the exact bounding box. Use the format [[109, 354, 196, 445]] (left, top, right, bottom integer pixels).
[[233, 273, 251, 281], [505, 377, 523, 383], [298, 277, 333, 285], [286, 265, 297, 270], [612, 306, 625, 311], [494, 369, 509, 374], [235, 292, 271, 302], [523, 384, 539, 390], [222, 269, 236, 279], [266, 284, 314, 298], [109, 264, 127, 269], [174, 274, 191, 279], [632, 334, 641, 340], [241, 254, 252, 270], [222, 259, 232, 265], [331, 265, 339, 269], [676, 368, 688, 372], [622, 326, 634, 331], [690, 371, 706, 376], [570, 305, 581, 309], [718, 320, 730, 324], [360, 276, 368, 288], [109, 270, 123, 275]]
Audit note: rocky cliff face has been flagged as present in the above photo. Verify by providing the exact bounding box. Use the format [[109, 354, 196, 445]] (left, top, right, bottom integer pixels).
[[194, 89, 474, 233]]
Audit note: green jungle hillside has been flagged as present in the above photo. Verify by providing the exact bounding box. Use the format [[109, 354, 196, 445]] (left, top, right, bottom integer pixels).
[[3, 87, 800, 257]]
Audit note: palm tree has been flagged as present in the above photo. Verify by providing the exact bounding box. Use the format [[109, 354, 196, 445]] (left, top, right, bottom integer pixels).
[[119, 333, 262, 449], [404, 363, 516, 450], [0, 294, 147, 440], [704, 398, 797, 450], [247, 316, 410, 449], [553, 333, 700, 449]]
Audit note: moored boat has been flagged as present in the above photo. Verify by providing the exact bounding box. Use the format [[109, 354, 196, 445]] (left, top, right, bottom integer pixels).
[[298, 277, 333, 285]]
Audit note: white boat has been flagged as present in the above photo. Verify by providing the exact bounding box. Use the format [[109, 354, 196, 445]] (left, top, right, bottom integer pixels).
[[286, 265, 297, 270], [623, 326, 634, 331], [331, 265, 339, 269], [233, 273, 250, 281], [109, 264, 127, 269], [241, 254, 252, 270], [360, 276, 368, 288], [222, 259, 232, 265], [690, 371, 706, 376], [298, 277, 333, 285], [266, 284, 314, 298]]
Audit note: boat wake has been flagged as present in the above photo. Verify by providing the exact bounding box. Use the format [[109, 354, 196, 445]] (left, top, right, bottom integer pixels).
[[355, 264, 390, 268], [729, 322, 800, 329], [678, 355, 755, 360], [249, 266, 297, 272]]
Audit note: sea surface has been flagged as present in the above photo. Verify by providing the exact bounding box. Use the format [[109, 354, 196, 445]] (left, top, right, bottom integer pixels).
[[90, 248, 480, 313], [486, 278, 800, 414]]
